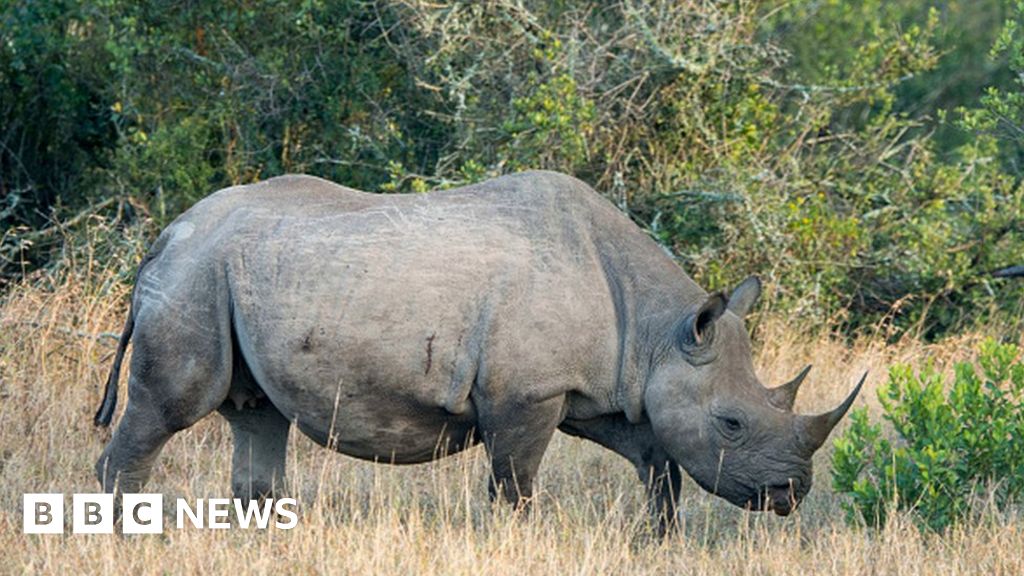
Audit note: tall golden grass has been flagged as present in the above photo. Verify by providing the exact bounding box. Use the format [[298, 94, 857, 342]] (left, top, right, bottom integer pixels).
[[1, 259, 1022, 575]]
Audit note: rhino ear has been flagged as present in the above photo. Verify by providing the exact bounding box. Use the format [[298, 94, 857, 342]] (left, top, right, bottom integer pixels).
[[678, 293, 727, 351], [727, 275, 761, 317]]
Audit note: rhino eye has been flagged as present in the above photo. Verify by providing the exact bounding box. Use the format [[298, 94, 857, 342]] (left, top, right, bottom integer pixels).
[[714, 414, 745, 439], [720, 416, 742, 432]]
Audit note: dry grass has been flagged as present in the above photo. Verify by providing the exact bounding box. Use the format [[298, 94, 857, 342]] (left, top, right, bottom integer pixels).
[[1, 263, 1022, 575]]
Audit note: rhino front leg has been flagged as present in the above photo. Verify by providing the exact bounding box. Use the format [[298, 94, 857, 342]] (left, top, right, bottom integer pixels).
[[558, 415, 681, 535], [640, 457, 683, 536], [480, 397, 564, 509], [218, 398, 291, 501]]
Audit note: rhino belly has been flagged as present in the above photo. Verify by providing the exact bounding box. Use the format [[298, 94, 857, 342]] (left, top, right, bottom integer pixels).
[[290, 398, 481, 464], [232, 314, 484, 464]]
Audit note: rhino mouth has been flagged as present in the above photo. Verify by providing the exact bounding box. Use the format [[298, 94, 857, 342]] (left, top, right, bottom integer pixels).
[[747, 484, 798, 516]]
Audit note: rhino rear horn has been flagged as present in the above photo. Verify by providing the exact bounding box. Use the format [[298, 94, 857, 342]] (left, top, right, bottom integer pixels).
[[797, 372, 867, 453], [769, 364, 811, 411]]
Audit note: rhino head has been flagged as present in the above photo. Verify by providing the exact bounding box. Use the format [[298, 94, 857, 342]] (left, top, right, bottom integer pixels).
[[644, 276, 864, 516]]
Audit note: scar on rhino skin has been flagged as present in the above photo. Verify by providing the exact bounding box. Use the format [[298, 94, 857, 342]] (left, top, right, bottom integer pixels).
[[301, 329, 314, 352], [425, 332, 436, 375]]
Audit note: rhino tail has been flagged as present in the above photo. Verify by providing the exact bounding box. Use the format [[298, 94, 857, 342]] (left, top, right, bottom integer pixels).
[[94, 308, 134, 427], [94, 239, 167, 427]]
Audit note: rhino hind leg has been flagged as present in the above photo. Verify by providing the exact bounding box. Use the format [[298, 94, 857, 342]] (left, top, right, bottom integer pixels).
[[95, 390, 176, 494], [95, 370, 226, 494], [95, 310, 233, 495], [218, 397, 291, 501]]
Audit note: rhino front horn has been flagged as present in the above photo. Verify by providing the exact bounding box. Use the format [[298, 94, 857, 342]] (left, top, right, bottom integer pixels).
[[797, 372, 867, 453], [769, 364, 811, 411]]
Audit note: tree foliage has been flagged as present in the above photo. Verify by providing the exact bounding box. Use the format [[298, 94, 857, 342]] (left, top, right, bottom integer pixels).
[[1, 0, 1022, 336]]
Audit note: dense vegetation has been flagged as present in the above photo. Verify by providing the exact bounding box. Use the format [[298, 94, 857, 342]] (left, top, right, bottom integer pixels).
[[833, 339, 1024, 531], [2, 0, 1023, 337]]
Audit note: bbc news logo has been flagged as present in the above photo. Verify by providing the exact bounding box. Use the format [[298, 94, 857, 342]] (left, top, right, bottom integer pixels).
[[23, 494, 298, 534]]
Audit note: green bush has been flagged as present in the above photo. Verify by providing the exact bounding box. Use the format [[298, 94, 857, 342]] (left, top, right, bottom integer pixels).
[[831, 339, 1024, 531]]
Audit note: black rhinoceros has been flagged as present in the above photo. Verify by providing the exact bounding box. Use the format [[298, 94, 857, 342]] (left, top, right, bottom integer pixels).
[[94, 170, 862, 530]]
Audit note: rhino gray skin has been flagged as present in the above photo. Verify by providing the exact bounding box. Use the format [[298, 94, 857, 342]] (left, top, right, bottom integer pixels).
[[94, 170, 862, 530]]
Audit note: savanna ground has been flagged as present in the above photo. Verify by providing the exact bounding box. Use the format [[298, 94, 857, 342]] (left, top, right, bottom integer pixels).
[[1, 260, 1022, 575]]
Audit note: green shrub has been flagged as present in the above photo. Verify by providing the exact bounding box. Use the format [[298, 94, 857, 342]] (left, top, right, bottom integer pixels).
[[831, 339, 1024, 531]]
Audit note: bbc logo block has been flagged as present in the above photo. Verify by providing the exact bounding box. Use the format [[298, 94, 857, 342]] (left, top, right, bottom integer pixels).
[[24, 493, 163, 534], [73, 493, 114, 533], [122, 494, 163, 534], [23, 494, 63, 534], [23, 493, 298, 533]]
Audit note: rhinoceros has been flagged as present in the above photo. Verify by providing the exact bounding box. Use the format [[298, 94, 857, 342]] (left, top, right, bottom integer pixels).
[[94, 170, 862, 530]]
